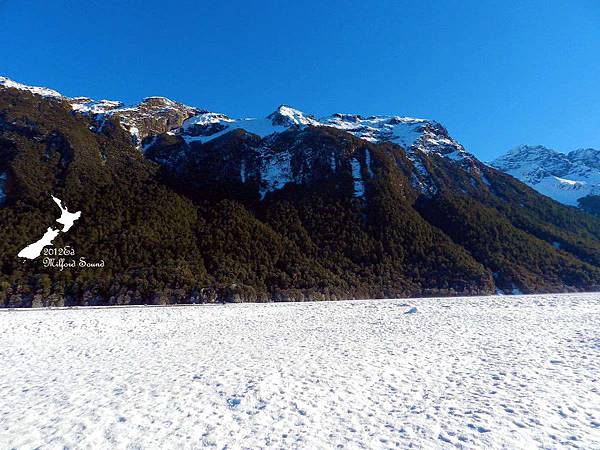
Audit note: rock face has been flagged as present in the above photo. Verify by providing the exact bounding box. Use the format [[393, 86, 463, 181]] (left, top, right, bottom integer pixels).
[[0, 78, 203, 147], [175, 104, 469, 158], [71, 96, 203, 147], [148, 104, 475, 198], [2, 76, 600, 306], [113, 97, 203, 146], [492, 145, 600, 208]]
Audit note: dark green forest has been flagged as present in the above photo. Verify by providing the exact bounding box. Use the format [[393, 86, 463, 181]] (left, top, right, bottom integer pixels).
[[1, 88, 599, 306]]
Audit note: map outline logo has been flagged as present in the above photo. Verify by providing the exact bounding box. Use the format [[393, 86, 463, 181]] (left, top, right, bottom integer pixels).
[[18, 195, 81, 260]]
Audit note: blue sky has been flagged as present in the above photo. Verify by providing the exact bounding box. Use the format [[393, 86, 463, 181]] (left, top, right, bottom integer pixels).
[[1, 0, 598, 160]]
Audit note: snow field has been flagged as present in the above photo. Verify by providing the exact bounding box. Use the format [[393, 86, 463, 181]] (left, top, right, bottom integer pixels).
[[0, 294, 598, 449]]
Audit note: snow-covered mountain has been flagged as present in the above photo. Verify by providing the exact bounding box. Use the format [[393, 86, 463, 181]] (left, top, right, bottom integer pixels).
[[7, 76, 598, 209], [0, 76, 469, 160], [491, 145, 600, 206], [178, 105, 469, 158], [0, 76, 202, 148], [142, 103, 481, 199], [3, 74, 600, 302], [0, 76, 477, 202]]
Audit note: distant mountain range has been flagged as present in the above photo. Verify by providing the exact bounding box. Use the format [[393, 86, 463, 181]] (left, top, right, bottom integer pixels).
[[492, 145, 600, 214], [1, 76, 600, 306]]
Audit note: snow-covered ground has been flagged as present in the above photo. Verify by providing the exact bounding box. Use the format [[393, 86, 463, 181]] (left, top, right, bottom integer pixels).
[[0, 294, 598, 449]]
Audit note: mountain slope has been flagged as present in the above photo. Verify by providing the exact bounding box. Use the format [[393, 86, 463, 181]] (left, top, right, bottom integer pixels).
[[491, 145, 600, 211], [1, 77, 600, 306]]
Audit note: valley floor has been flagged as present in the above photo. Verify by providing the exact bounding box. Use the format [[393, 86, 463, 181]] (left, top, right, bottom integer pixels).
[[0, 294, 599, 449]]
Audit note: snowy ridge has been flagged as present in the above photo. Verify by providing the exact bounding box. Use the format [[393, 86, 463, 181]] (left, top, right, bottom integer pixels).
[[177, 106, 471, 196], [570, 148, 600, 170], [183, 112, 233, 128], [1, 75, 474, 195], [180, 105, 467, 158], [492, 145, 600, 206], [320, 113, 468, 159], [0, 76, 62, 98], [321, 113, 424, 146], [183, 116, 289, 144], [0, 76, 468, 160], [0, 76, 201, 147], [181, 105, 320, 144]]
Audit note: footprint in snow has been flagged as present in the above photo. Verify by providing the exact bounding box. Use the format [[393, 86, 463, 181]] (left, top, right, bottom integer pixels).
[[256, 400, 267, 410], [227, 398, 241, 408], [468, 424, 491, 433], [438, 434, 452, 443]]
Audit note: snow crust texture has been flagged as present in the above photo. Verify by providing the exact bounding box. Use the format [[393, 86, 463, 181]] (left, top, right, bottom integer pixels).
[[1, 294, 599, 449]]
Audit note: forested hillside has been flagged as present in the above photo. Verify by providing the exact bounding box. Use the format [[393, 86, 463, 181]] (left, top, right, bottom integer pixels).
[[1, 81, 599, 306]]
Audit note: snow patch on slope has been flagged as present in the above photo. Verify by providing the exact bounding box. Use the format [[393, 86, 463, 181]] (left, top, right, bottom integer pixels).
[[70, 97, 123, 115], [364, 149, 374, 177], [260, 151, 292, 199], [321, 114, 425, 147], [0, 171, 7, 205], [185, 117, 289, 144], [533, 176, 591, 206], [184, 112, 233, 128], [351, 158, 365, 197], [183, 106, 320, 144]]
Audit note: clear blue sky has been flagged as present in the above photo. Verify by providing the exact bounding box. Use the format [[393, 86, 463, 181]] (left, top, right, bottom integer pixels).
[[1, 0, 599, 160]]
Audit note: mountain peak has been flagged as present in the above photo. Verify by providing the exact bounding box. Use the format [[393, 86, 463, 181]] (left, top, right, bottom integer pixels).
[[139, 96, 197, 111], [508, 144, 558, 155], [567, 148, 600, 170], [492, 144, 600, 206], [513, 144, 551, 152], [267, 105, 320, 127]]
